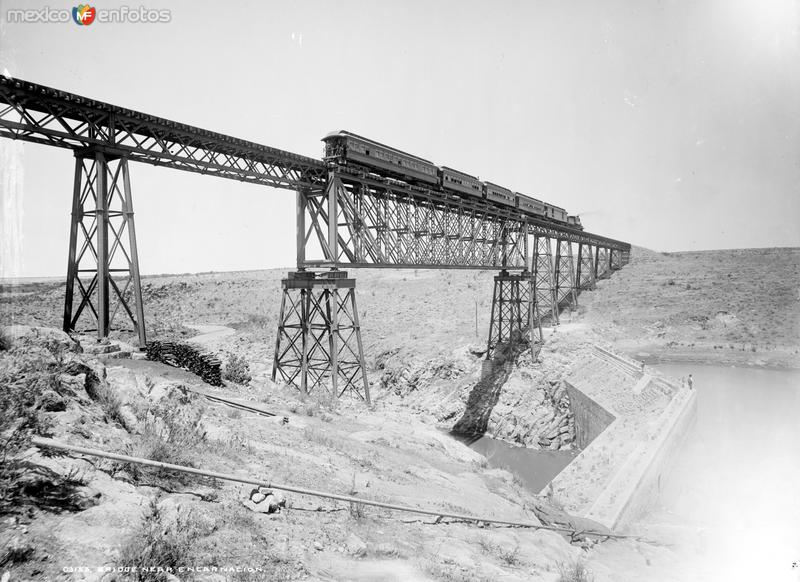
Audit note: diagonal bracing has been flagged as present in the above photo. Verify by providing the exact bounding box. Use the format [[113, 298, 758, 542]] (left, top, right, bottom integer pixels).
[[63, 150, 146, 345]]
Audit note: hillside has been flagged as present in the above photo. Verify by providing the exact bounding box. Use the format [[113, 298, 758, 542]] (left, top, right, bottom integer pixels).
[[0, 246, 797, 581], [581, 246, 800, 368]]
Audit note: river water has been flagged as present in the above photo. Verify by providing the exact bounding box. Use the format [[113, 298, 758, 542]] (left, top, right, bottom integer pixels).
[[452, 433, 578, 492], [645, 364, 800, 582]]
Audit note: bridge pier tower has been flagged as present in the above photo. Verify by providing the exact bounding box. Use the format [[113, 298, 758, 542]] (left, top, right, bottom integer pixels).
[[532, 234, 558, 326], [595, 247, 611, 279], [576, 242, 597, 291], [554, 238, 578, 312], [272, 270, 370, 404], [63, 149, 146, 346], [611, 248, 623, 270], [487, 270, 541, 359]]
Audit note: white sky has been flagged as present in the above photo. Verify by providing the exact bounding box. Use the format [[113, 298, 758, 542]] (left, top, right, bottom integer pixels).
[[0, 0, 798, 277]]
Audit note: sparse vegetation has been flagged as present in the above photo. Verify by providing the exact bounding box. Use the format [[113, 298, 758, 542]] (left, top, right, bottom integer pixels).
[[223, 352, 252, 385], [95, 383, 128, 428], [117, 497, 206, 581], [476, 535, 521, 567], [497, 542, 521, 566], [557, 558, 594, 582], [0, 348, 67, 515], [119, 394, 209, 487], [0, 326, 12, 351], [348, 472, 367, 520]]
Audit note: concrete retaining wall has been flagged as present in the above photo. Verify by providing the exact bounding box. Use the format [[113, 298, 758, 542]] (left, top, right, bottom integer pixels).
[[584, 386, 697, 528], [564, 382, 616, 449]]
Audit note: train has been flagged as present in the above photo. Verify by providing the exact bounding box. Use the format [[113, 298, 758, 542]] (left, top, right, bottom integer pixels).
[[322, 130, 582, 230]]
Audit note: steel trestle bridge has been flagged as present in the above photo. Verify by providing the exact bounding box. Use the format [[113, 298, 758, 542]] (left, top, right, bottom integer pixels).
[[0, 76, 630, 403]]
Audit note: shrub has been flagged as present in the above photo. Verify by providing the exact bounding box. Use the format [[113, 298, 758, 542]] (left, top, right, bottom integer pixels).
[[117, 497, 205, 581], [223, 352, 252, 385], [557, 558, 594, 582], [497, 543, 521, 566], [119, 398, 208, 487], [0, 327, 12, 351], [348, 472, 367, 520], [94, 383, 128, 428], [0, 355, 96, 515]]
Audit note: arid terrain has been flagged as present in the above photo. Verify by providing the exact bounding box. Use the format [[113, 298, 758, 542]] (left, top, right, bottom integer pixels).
[[1, 246, 798, 581]]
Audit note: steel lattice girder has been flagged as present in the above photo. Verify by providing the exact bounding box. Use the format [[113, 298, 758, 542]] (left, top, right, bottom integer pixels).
[[576, 243, 596, 291], [63, 151, 146, 345], [531, 235, 558, 326], [0, 76, 326, 190], [271, 271, 369, 403], [300, 173, 529, 269], [554, 239, 578, 309], [487, 271, 541, 358]]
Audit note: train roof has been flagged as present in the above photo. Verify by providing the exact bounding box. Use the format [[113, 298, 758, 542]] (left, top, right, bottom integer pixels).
[[484, 181, 512, 191], [545, 202, 566, 212], [322, 130, 434, 164], [439, 165, 480, 180], [516, 192, 544, 204]]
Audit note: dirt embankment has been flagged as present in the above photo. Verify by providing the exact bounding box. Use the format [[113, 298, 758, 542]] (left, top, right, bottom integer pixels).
[[3, 326, 616, 581]]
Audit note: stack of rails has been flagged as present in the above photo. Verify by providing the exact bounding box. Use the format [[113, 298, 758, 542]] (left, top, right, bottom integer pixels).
[[146, 340, 223, 387]]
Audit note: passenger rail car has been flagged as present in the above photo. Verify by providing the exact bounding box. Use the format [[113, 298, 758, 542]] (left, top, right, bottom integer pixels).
[[516, 193, 545, 216], [322, 131, 438, 185], [440, 166, 483, 199], [484, 182, 515, 207], [322, 130, 582, 229]]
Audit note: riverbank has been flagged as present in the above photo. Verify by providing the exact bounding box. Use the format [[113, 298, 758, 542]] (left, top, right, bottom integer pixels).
[[628, 343, 800, 370]]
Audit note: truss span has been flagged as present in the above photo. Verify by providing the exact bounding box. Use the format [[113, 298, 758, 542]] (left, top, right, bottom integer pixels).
[[0, 75, 327, 189]]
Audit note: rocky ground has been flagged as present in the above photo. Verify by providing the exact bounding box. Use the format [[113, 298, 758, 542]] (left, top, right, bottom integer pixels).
[[1, 247, 797, 581], [0, 325, 627, 582]]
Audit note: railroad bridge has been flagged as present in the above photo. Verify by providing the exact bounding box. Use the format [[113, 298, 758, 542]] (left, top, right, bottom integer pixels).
[[0, 76, 630, 404]]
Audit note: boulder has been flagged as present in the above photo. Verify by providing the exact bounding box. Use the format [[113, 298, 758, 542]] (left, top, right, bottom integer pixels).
[[243, 487, 285, 514], [38, 390, 67, 412], [7, 325, 80, 354], [344, 533, 367, 557]]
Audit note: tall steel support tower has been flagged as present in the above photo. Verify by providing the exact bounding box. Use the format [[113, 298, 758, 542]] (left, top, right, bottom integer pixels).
[[486, 270, 541, 358], [554, 238, 578, 311], [63, 150, 146, 346], [271, 270, 370, 403], [532, 235, 558, 325], [576, 242, 597, 291], [595, 247, 611, 279], [610, 248, 623, 270]]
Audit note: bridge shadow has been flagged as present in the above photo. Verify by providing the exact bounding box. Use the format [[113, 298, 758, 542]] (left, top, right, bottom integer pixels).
[[451, 335, 536, 438]]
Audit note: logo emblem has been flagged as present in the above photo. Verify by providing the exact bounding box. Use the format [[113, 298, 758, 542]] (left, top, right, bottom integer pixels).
[[72, 5, 96, 25]]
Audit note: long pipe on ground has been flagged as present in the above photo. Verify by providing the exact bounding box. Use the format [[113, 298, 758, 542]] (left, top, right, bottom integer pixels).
[[31, 437, 638, 540], [185, 386, 277, 417]]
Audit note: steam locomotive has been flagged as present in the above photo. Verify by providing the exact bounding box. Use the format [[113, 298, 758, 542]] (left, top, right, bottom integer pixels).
[[322, 130, 582, 230]]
